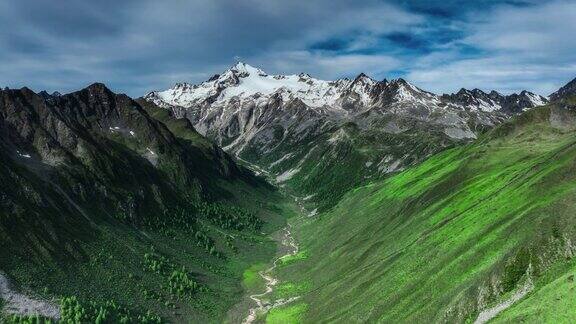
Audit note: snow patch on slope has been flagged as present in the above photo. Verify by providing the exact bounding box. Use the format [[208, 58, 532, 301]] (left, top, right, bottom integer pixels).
[[16, 150, 31, 159], [276, 168, 300, 183], [525, 92, 547, 107]]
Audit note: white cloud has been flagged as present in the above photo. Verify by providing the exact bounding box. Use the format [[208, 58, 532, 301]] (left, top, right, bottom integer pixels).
[[408, 56, 576, 95], [464, 1, 576, 58], [406, 0, 576, 95]]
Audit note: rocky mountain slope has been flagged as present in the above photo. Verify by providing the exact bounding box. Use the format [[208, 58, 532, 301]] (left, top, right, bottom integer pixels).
[[0, 83, 254, 226], [550, 77, 576, 101], [0, 84, 288, 322], [145, 62, 548, 210], [269, 84, 576, 323]]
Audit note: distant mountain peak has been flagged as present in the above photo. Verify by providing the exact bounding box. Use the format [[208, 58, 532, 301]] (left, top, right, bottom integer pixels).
[[550, 77, 576, 101], [388, 78, 423, 92], [351, 73, 376, 87], [391, 77, 408, 84], [85, 82, 112, 93], [353, 72, 371, 81], [389, 78, 422, 92], [229, 61, 266, 76], [443, 87, 547, 113], [38, 90, 52, 99]]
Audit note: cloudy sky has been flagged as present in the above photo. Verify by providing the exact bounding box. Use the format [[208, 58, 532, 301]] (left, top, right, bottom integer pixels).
[[0, 0, 575, 97]]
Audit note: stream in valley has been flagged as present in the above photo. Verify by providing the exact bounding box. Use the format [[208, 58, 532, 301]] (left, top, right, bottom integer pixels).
[[242, 224, 300, 324]]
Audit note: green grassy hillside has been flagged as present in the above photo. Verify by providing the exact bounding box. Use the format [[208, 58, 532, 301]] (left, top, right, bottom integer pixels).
[[275, 100, 576, 323]]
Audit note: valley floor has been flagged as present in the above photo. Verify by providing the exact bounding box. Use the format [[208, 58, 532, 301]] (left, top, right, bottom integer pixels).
[[224, 188, 307, 324]]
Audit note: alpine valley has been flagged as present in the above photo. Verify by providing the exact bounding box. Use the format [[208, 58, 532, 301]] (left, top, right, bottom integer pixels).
[[145, 62, 547, 211], [2, 61, 576, 324]]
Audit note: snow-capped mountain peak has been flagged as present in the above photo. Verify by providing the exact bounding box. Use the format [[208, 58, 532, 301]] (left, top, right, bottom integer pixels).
[[352, 73, 374, 84], [146, 62, 384, 110], [228, 61, 267, 77], [145, 62, 547, 115], [520, 90, 548, 107], [442, 87, 548, 113]]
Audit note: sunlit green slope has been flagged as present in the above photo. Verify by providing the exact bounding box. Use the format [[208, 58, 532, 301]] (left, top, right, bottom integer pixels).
[[277, 99, 576, 323]]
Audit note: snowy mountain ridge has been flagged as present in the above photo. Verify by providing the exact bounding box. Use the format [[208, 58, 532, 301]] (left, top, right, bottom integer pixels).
[[145, 62, 547, 114], [147, 62, 378, 111]]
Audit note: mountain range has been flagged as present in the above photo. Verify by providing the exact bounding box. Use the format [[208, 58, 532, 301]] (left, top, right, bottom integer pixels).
[[145, 62, 549, 211]]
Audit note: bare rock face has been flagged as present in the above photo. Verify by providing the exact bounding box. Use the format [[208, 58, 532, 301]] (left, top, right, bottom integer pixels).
[[549, 104, 576, 130]]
